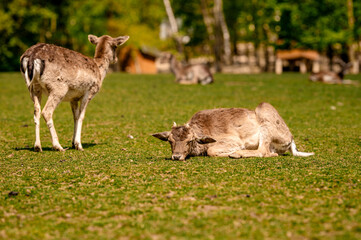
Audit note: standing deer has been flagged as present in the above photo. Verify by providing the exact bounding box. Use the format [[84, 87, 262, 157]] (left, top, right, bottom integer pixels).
[[20, 34, 129, 152], [309, 60, 353, 84], [160, 53, 214, 85], [152, 102, 314, 161]]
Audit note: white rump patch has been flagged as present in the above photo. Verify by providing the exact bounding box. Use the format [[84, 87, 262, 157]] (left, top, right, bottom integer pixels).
[[33, 59, 43, 80], [201, 76, 213, 85], [22, 57, 31, 87], [323, 75, 334, 83], [309, 75, 318, 82]]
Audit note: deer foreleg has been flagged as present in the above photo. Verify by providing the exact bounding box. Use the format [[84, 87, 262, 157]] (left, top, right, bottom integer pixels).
[[31, 91, 42, 152], [73, 94, 92, 151], [70, 100, 80, 149]]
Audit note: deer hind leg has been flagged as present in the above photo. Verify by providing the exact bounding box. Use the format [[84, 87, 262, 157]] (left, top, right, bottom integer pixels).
[[73, 94, 92, 151], [42, 92, 66, 151], [31, 90, 42, 152], [207, 143, 241, 157], [70, 100, 80, 149], [256, 102, 294, 155], [229, 131, 278, 158]]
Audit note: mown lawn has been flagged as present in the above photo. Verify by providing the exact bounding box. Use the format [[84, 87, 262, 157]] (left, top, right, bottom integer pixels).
[[0, 72, 361, 239]]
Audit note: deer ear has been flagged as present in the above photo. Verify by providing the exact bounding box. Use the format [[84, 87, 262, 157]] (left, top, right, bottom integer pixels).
[[114, 36, 129, 46], [152, 131, 170, 141], [196, 135, 216, 144], [88, 35, 99, 45]]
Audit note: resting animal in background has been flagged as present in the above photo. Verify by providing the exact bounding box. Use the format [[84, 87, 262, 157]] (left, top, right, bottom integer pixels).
[[309, 60, 353, 84], [160, 53, 213, 85], [20, 34, 129, 152], [152, 102, 314, 161]]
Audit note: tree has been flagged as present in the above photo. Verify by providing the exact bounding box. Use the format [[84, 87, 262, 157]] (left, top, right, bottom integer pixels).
[[172, 0, 232, 71], [162, 0, 184, 54], [0, 0, 57, 71], [214, 0, 231, 65]]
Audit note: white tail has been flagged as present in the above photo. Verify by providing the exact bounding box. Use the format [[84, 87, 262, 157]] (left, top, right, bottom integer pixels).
[[290, 140, 314, 157], [21, 57, 31, 87]]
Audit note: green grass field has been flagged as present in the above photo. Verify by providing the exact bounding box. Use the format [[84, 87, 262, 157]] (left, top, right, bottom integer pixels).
[[1, 72, 361, 239]]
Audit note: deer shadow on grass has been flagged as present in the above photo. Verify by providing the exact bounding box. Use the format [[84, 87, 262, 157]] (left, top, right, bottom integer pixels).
[[14, 143, 98, 152]]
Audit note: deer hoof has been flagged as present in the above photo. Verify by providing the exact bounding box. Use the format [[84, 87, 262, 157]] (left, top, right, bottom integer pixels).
[[34, 145, 42, 152], [229, 152, 241, 159], [74, 142, 83, 151], [53, 145, 65, 152], [267, 152, 278, 157]]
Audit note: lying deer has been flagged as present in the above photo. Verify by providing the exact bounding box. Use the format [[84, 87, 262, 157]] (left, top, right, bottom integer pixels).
[[152, 102, 314, 160], [309, 60, 353, 84], [160, 53, 214, 85], [20, 34, 129, 151]]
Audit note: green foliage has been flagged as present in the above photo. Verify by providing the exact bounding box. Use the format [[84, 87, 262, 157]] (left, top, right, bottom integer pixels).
[[223, 0, 359, 55], [224, 0, 276, 47], [0, 0, 57, 71], [0, 0, 360, 71], [296, 0, 350, 52], [172, 1, 207, 47], [1, 72, 361, 239], [353, 0, 361, 41], [0, 0, 167, 71]]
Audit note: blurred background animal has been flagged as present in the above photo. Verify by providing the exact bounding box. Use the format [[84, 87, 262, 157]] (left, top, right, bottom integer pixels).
[[309, 60, 353, 84], [159, 53, 213, 85]]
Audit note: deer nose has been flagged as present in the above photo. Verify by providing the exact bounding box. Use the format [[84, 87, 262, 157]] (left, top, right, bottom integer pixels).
[[172, 154, 182, 160]]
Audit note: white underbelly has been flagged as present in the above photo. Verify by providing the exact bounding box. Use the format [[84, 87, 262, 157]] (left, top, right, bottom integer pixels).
[[38, 87, 85, 102], [63, 90, 85, 102], [323, 75, 335, 83]]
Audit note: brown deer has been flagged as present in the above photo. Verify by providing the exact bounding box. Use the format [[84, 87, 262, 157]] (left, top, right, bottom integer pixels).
[[152, 102, 314, 160], [20, 34, 129, 152], [309, 60, 353, 84], [160, 53, 214, 85]]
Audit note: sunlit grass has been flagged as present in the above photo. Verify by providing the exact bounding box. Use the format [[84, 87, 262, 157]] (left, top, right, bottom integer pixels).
[[0, 72, 361, 239]]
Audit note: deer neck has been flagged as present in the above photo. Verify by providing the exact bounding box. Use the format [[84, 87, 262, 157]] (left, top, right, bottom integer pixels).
[[189, 141, 208, 157], [170, 57, 183, 78], [94, 57, 110, 80], [94, 44, 113, 81], [188, 127, 209, 156]]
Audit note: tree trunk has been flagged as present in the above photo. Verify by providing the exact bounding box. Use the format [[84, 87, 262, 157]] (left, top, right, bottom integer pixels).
[[214, 0, 232, 65], [200, 0, 221, 72], [200, 0, 215, 43], [347, 0, 357, 73], [163, 0, 184, 54]]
